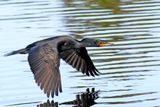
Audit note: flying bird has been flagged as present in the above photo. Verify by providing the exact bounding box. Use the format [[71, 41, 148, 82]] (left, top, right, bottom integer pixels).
[[5, 36, 112, 98]]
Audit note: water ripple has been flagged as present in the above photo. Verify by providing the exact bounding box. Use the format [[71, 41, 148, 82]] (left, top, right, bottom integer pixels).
[[0, 0, 160, 107]]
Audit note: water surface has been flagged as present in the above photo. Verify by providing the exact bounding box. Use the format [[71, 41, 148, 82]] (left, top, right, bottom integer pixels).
[[0, 0, 160, 107]]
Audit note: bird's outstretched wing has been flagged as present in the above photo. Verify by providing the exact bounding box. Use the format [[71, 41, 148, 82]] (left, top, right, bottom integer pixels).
[[60, 47, 99, 76], [28, 44, 62, 98]]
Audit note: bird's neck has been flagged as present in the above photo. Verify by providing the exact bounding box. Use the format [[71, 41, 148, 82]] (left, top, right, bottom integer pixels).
[[80, 41, 92, 47]]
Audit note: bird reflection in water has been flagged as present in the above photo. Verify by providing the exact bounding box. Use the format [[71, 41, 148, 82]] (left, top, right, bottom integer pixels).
[[37, 100, 58, 107], [37, 88, 99, 107]]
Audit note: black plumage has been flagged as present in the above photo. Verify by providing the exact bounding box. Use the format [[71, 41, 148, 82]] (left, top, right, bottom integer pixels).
[[5, 36, 112, 98]]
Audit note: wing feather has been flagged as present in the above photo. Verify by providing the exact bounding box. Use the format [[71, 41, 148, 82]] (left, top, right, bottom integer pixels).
[[60, 47, 99, 76], [28, 44, 62, 98]]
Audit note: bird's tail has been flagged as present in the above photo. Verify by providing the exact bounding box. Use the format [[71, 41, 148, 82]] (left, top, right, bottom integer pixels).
[[4, 48, 28, 56]]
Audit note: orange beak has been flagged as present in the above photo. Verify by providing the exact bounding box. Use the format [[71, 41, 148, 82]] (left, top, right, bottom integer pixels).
[[98, 42, 113, 47]]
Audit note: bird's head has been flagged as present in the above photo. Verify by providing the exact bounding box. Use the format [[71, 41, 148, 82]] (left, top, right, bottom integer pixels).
[[81, 38, 113, 47], [59, 38, 113, 52]]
